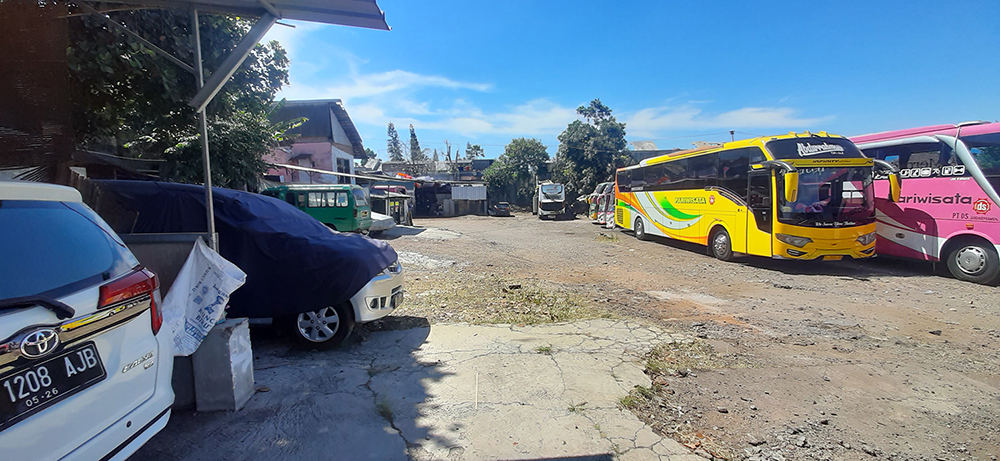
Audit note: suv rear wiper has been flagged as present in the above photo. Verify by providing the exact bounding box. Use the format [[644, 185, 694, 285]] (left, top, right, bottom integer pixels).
[[0, 296, 76, 320]]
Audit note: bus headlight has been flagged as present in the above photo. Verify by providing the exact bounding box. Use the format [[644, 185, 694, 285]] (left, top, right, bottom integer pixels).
[[776, 233, 813, 248], [856, 232, 877, 246]]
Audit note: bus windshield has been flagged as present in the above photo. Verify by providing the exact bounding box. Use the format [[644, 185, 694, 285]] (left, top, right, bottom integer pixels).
[[777, 167, 874, 227], [964, 132, 1000, 192], [541, 184, 562, 194]]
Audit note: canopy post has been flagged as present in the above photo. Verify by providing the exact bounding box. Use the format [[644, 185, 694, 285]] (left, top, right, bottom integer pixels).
[[192, 8, 218, 252], [188, 13, 276, 113]]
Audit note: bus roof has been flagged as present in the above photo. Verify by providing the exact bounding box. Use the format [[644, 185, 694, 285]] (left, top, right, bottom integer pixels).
[[623, 131, 849, 170], [851, 121, 1000, 145]]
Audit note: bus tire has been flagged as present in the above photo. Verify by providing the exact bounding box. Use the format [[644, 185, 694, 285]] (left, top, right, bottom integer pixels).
[[709, 227, 734, 261], [944, 237, 1000, 285], [634, 217, 648, 241]]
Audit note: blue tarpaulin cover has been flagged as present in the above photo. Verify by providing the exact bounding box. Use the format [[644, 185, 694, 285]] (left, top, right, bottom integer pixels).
[[94, 180, 397, 319]]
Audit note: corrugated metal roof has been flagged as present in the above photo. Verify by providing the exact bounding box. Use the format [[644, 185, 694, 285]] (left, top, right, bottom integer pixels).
[[95, 0, 389, 30]]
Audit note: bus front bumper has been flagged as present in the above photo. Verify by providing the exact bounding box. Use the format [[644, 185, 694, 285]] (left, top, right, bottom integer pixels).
[[772, 239, 876, 260]]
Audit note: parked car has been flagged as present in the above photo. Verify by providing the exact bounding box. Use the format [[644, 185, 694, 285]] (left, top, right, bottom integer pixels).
[[369, 211, 397, 235], [489, 202, 512, 217], [0, 181, 173, 460], [94, 180, 403, 348]]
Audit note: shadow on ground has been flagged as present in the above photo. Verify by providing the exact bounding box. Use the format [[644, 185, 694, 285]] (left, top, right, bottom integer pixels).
[[136, 316, 454, 461], [632, 231, 941, 279], [377, 226, 428, 240]]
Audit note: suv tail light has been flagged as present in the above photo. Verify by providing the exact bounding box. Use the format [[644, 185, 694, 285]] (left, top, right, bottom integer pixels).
[[99, 268, 162, 335]]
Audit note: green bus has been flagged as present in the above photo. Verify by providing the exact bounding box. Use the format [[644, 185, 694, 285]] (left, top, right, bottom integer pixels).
[[262, 184, 373, 233]]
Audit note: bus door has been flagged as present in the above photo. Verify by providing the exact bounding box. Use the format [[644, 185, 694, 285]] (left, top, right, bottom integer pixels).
[[745, 171, 773, 256]]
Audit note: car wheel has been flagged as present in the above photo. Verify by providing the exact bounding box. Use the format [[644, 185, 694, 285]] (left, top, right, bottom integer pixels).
[[945, 239, 1000, 285], [284, 303, 354, 349], [710, 227, 734, 261], [634, 217, 648, 241]]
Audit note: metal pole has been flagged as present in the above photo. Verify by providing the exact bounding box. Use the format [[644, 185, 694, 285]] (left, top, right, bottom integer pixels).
[[192, 8, 218, 251]]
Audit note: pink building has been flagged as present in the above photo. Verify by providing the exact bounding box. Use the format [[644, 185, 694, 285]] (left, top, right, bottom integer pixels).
[[265, 99, 367, 184]]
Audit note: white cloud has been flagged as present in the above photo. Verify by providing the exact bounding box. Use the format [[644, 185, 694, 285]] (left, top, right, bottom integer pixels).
[[624, 105, 831, 138], [352, 99, 578, 138]]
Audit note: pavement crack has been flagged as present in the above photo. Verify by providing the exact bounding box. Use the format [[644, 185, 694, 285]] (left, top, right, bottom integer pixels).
[[362, 356, 417, 460]]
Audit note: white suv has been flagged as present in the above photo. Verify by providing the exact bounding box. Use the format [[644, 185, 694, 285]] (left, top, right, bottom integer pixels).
[[0, 181, 173, 460]]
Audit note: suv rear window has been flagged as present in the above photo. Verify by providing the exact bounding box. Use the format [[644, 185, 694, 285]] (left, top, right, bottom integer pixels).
[[0, 201, 138, 301]]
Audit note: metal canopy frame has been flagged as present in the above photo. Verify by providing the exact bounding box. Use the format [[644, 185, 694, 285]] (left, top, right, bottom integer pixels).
[[78, 0, 388, 250]]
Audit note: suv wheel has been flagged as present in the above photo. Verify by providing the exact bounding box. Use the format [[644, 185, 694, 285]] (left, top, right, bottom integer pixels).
[[283, 303, 354, 349]]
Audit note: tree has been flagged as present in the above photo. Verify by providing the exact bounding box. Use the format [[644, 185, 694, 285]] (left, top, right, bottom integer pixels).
[[67, 8, 290, 188], [364, 147, 377, 159], [164, 103, 303, 189], [465, 142, 484, 160], [483, 138, 549, 206], [553, 99, 634, 201], [386, 122, 405, 161], [432, 149, 440, 162], [408, 124, 428, 163]]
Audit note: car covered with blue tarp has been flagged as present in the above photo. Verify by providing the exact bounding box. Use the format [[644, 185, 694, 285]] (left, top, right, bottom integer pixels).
[[94, 180, 404, 347]]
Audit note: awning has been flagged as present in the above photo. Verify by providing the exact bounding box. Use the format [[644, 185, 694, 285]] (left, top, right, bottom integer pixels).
[[89, 0, 389, 29]]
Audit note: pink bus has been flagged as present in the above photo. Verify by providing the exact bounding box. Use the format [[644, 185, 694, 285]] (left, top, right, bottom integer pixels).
[[852, 121, 1000, 284]]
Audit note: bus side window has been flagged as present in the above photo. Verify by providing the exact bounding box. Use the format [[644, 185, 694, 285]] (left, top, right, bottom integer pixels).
[[285, 192, 296, 206], [617, 171, 631, 192], [297, 193, 306, 208], [308, 192, 322, 207], [336, 192, 350, 207], [325, 192, 338, 207], [719, 148, 751, 197], [644, 165, 663, 189], [748, 174, 770, 208]]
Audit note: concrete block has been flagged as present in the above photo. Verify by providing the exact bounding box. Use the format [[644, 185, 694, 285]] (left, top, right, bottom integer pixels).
[[192, 318, 255, 412]]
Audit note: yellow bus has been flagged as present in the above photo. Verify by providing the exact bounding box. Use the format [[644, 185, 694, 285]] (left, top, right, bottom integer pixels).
[[615, 132, 901, 261]]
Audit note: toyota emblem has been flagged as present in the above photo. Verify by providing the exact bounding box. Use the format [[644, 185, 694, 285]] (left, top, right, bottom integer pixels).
[[20, 329, 60, 359]]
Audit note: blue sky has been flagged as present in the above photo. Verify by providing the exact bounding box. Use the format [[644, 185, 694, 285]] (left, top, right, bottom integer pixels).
[[263, 0, 1000, 160]]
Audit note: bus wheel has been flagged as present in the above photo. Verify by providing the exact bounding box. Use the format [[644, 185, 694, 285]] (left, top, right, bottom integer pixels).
[[710, 227, 734, 261], [282, 303, 355, 349], [634, 217, 648, 241], [945, 238, 1000, 285]]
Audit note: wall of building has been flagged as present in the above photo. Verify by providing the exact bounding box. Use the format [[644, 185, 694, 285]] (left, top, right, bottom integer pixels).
[[266, 142, 354, 184]]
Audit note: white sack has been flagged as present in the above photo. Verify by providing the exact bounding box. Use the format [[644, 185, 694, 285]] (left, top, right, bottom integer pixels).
[[161, 238, 247, 356]]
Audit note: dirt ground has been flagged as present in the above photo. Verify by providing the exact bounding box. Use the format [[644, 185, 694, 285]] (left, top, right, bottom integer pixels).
[[382, 214, 1000, 461]]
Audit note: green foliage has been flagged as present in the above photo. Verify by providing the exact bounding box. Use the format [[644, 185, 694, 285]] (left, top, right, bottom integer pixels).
[[409, 125, 429, 163], [484, 138, 549, 206], [387, 122, 405, 161], [465, 142, 484, 160], [161, 103, 303, 190], [67, 8, 289, 173], [553, 99, 634, 201], [364, 147, 377, 159]]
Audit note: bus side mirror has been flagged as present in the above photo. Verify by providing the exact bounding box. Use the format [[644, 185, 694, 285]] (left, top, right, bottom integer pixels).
[[873, 159, 902, 202], [889, 173, 901, 202], [783, 171, 799, 203]]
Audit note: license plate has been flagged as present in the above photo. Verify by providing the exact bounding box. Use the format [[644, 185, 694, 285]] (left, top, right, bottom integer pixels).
[[0, 342, 106, 431], [823, 255, 843, 261]]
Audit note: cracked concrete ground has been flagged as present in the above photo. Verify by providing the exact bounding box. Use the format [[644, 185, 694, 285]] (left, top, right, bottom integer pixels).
[[136, 319, 703, 461]]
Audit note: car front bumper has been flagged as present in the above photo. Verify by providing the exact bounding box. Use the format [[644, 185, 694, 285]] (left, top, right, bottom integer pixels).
[[350, 263, 404, 323]]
